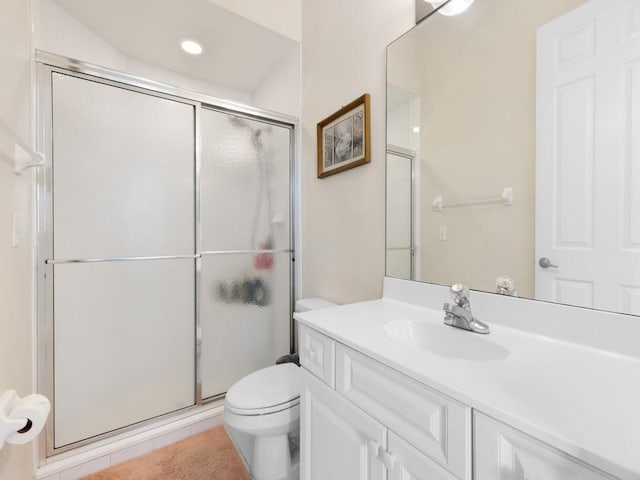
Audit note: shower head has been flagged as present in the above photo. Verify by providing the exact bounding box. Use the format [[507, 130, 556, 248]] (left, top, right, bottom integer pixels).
[[229, 115, 251, 129], [229, 115, 272, 149], [229, 116, 271, 134]]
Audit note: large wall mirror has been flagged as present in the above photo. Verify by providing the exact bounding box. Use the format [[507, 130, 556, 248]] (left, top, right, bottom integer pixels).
[[386, 0, 640, 316]]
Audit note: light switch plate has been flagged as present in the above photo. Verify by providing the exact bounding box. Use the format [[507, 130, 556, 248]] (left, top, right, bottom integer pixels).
[[12, 213, 24, 248]]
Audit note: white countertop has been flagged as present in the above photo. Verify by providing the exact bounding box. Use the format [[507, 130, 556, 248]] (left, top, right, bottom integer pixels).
[[295, 298, 640, 480]]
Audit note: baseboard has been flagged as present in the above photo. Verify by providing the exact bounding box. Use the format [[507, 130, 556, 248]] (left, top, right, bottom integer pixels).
[[36, 404, 224, 480]]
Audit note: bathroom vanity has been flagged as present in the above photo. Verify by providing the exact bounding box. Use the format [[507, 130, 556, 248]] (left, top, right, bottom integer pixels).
[[294, 278, 640, 480]]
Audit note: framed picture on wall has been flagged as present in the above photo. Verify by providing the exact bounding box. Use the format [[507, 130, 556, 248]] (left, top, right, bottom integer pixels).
[[317, 93, 371, 178]]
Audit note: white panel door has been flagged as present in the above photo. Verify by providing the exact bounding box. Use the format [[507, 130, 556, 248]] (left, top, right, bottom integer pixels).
[[536, 0, 640, 314], [474, 413, 614, 480], [300, 369, 386, 480]]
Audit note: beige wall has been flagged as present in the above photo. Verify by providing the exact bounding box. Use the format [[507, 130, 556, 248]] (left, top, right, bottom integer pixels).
[[0, 0, 36, 478], [252, 47, 301, 118], [389, 0, 583, 297], [300, 0, 415, 304]]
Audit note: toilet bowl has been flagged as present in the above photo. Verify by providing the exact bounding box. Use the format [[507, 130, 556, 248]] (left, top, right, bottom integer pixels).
[[223, 298, 336, 480]]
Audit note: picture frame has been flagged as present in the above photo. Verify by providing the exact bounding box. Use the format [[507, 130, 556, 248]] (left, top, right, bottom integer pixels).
[[317, 93, 371, 178]]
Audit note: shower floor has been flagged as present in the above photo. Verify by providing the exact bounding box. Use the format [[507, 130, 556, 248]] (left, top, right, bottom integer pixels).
[[80, 426, 249, 480]]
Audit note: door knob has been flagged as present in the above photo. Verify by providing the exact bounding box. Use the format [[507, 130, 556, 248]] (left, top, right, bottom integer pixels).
[[538, 257, 558, 269]]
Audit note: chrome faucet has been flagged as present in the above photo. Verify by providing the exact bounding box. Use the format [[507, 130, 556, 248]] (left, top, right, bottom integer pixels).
[[443, 284, 490, 334]]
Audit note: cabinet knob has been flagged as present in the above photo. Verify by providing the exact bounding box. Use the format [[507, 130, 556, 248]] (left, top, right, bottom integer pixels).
[[305, 347, 319, 363], [367, 440, 380, 458], [382, 451, 397, 470]]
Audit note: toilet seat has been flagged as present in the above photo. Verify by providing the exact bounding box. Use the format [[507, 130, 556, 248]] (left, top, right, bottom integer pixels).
[[225, 397, 300, 416], [225, 363, 300, 416]]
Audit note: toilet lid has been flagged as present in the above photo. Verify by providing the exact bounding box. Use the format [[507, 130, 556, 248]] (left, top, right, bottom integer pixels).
[[226, 363, 300, 411]]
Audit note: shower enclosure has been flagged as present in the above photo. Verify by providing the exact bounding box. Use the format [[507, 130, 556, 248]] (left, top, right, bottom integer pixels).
[[36, 53, 295, 454]]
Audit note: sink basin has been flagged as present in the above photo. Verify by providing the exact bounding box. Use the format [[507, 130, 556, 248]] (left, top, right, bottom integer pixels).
[[384, 319, 510, 360]]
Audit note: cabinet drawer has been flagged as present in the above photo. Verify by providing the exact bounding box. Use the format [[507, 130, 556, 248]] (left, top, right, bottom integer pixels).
[[299, 325, 335, 388], [336, 344, 471, 480], [474, 412, 615, 480]]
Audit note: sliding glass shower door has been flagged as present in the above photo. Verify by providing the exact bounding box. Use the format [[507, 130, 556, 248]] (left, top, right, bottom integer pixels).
[[199, 109, 292, 399], [50, 73, 197, 448], [41, 63, 295, 452]]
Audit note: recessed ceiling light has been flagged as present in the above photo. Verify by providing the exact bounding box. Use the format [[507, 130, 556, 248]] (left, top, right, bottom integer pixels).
[[180, 39, 203, 55]]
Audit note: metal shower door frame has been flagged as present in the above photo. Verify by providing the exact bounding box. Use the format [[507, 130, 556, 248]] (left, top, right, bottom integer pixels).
[[35, 51, 297, 457]]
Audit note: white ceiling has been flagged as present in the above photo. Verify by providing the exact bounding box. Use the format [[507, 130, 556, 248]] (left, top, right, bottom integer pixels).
[[52, 0, 300, 93], [207, 0, 301, 42]]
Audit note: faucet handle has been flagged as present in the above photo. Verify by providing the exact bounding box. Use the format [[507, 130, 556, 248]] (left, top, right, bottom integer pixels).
[[450, 283, 470, 308]]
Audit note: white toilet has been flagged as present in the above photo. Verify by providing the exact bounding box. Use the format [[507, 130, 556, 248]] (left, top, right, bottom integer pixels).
[[223, 298, 336, 480]]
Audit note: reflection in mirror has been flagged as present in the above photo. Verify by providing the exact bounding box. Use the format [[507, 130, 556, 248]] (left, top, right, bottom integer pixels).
[[386, 145, 416, 280], [386, 0, 640, 316]]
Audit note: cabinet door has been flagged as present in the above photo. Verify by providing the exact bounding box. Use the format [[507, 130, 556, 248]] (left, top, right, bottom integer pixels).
[[474, 413, 615, 480], [301, 369, 386, 480], [387, 431, 457, 480]]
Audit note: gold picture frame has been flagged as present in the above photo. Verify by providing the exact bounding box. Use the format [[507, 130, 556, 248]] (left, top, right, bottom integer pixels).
[[317, 94, 371, 178]]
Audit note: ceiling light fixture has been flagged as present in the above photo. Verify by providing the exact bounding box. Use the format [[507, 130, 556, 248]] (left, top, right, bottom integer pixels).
[[180, 39, 203, 55], [425, 0, 475, 16]]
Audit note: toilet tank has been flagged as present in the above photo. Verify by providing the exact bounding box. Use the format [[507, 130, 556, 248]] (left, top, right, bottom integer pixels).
[[294, 297, 337, 313]]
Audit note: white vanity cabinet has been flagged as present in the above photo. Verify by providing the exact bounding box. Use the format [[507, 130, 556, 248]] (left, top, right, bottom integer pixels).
[[296, 283, 640, 479], [298, 322, 627, 480], [299, 324, 469, 480], [474, 413, 616, 480], [301, 369, 458, 480]]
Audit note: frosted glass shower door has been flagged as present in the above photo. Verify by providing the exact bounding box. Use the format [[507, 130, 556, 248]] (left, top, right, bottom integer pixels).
[[53, 260, 195, 447], [51, 73, 196, 448], [200, 109, 292, 399]]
